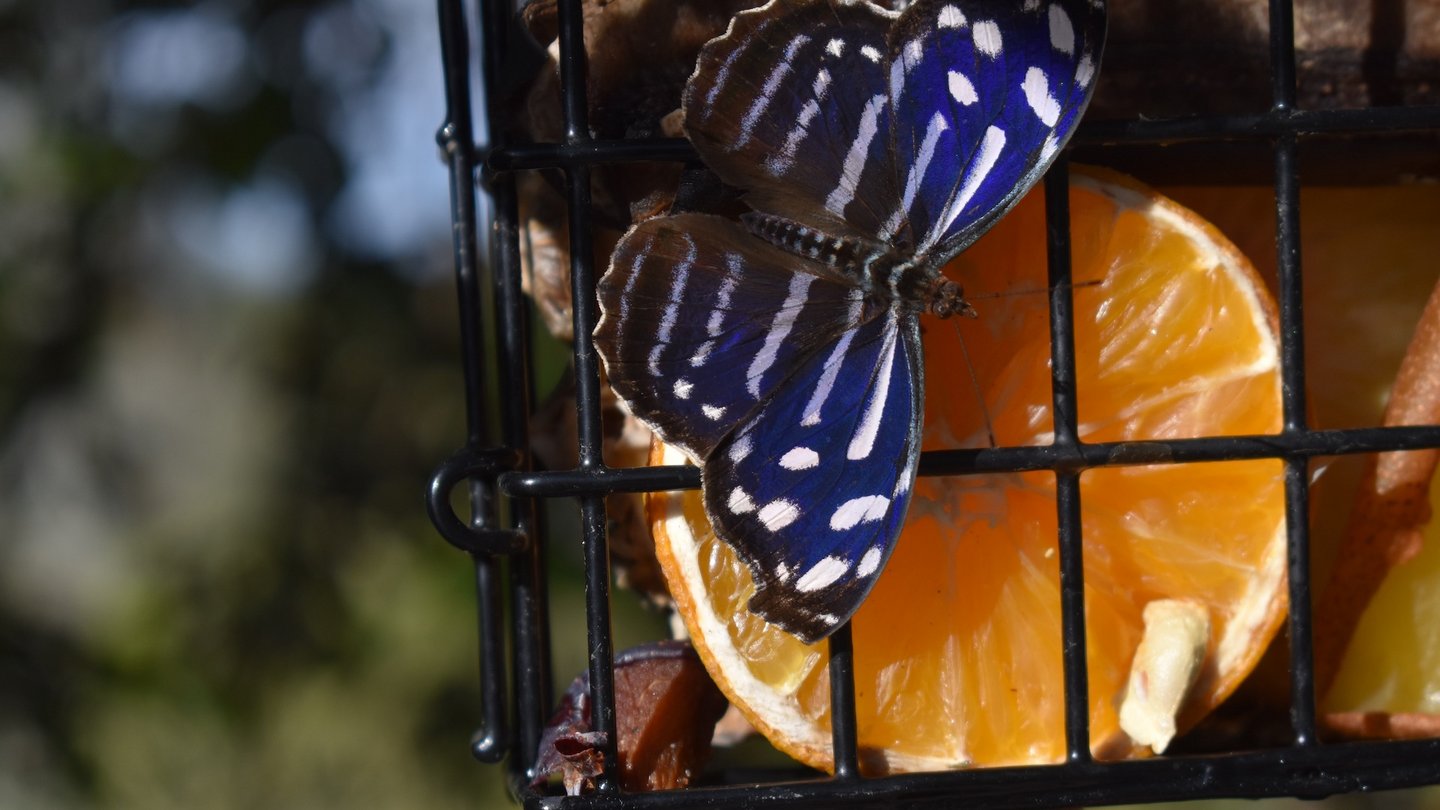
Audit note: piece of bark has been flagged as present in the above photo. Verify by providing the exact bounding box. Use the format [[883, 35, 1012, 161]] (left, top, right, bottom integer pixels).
[[532, 640, 729, 795], [1089, 0, 1440, 118]]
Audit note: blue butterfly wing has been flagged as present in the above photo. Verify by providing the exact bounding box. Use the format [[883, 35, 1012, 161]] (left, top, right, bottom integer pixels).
[[703, 310, 923, 644], [595, 213, 867, 462], [597, 0, 1109, 644], [886, 0, 1105, 258], [683, 0, 903, 241]]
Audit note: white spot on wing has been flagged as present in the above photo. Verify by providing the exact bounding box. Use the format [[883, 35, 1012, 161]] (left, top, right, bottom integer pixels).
[[768, 98, 822, 176], [747, 273, 813, 398], [923, 125, 1006, 252], [948, 70, 978, 105], [702, 404, 726, 420], [1023, 66, 1061, 126], [775, 562, 790, 582], [673, 378, 693, 399], [728, 433, 753, 463], [692, 269, 739, 367], [824, 94, 887, 217], [795, 556, 850, 592], [847, 314, 899, 460], [758, 499, 801, 531], [1049, 4, 1076, 54], [780, 447, 820, 470], [894, 448, 919, 497], [1076, 53, 1095, 88], [728, 487, 755, 514], [648, 240, 695, 375], [973, 20, 1002, 56], [739, 35, 811, 145], [884, 112, 949, 237], [938, 5, 966, 27], [826, 38, 844, 57], [830, 495, 891, 531], [856, 546, 884, 577], [860, 44, 882, 62], [801, 289, 865, 425], [1040, 133, 1059, 164]]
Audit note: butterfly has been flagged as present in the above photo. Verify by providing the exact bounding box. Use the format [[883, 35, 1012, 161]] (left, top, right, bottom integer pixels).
[[593, 0, 1105, 643]]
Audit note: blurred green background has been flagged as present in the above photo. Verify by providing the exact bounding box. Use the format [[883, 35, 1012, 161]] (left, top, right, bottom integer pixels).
[[0, 1, 1435, 808]]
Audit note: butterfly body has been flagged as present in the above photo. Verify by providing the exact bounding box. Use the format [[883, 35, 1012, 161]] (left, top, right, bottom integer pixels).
[[741, 210, 963, 321], [595, 0, 1105, 643]]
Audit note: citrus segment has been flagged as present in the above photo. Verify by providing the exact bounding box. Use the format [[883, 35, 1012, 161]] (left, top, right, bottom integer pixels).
[[1322, 277, 1440, 726], [1325, 471, 1440, 717], [650, 167, 1288, 772]]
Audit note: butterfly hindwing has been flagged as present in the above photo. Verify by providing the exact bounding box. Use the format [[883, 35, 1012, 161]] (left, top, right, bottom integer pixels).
[[703, 311, 923, 643], [595, 213, 866, 462], [683, 0, 903, 241], [888, 0, 1105, 257]]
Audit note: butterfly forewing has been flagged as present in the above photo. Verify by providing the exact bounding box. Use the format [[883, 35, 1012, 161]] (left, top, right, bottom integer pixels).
[[684, 0, 903, 241], [704, 312, 923, 643], [888, 0, 1105, 258], [595, 213, 869, 462]]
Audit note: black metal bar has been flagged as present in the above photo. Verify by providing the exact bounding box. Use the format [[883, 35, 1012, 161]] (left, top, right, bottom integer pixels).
[[827, 623, 861, 780], [528, 738, 1440, 809], [485, 106, 1440, 172], [555, 0, 620, 793], [489, 91, 554, 782], [1081, 106, 1440, 144], [471, 554, 508, 761], [434, 0, 510, 766], [489, 138, 700, 172], [498, 423, 1440, 498], [428, 446, 527, 554], [1268, 0, 1319, 748], [1044, 163, 1092, 762], [1269, 0, 1297, 112]]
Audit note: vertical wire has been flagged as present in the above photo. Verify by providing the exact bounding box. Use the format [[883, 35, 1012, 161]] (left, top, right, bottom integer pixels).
[[1045, 161, 1092, 763], [827, 624, 861, 779], [494, 178, 554, 772], [556, 0, 619, 790], [473, 0, 553, 776], [436, 0, 509, 766], [1269, 0, 1318, 747]]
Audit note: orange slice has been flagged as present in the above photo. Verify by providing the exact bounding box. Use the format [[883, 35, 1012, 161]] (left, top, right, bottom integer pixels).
[[649, 166, 1288, 772], [1322, 277, 1440, 736]]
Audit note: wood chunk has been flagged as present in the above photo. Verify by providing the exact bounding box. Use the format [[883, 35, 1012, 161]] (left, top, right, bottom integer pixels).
[[532, 641, 728, 795]]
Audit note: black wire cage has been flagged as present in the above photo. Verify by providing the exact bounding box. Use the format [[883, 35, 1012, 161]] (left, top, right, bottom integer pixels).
[[428, 0, 1440, 806]]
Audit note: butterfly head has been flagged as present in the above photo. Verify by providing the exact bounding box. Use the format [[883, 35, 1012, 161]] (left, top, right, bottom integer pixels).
[[926, 276, 977, 320]]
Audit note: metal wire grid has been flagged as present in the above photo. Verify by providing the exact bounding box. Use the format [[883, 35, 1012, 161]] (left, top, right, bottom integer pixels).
[[429, 0, 1440, 806]]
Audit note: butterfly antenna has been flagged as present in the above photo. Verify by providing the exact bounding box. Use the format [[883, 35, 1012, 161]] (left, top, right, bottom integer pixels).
[[951, 319, 998, 450], [965, 278, 1101, 303]]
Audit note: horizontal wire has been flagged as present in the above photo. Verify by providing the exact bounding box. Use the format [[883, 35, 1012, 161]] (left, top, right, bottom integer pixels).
[[497, 424, 1440, 498], [521, 737, 1440, 809], [486, 106, 1440, 172]]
